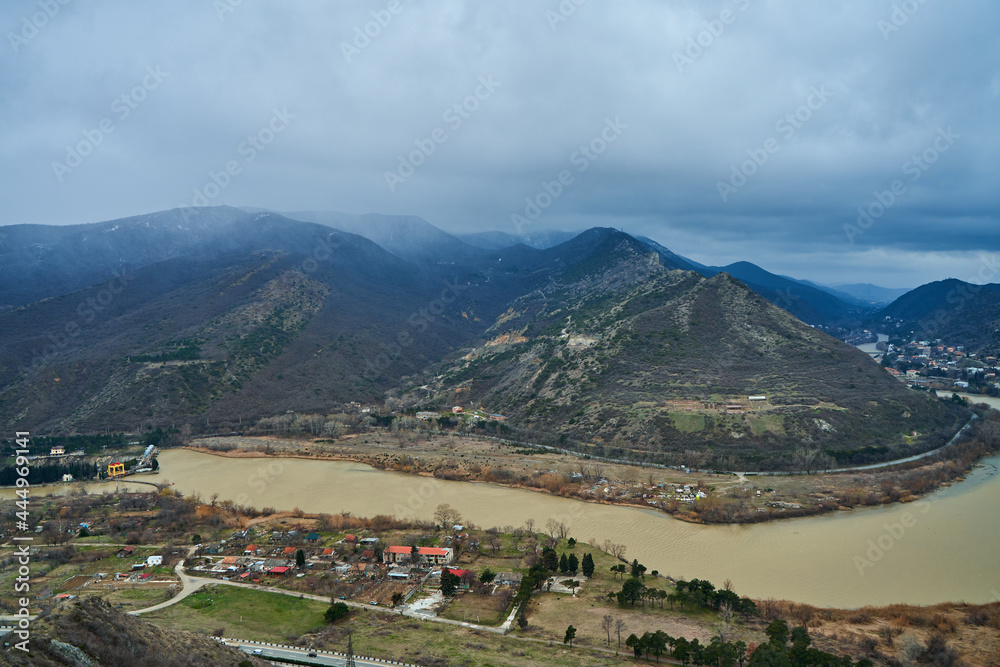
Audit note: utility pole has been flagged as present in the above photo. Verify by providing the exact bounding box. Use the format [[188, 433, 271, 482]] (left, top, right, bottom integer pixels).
[[345, 632, 356, 667]]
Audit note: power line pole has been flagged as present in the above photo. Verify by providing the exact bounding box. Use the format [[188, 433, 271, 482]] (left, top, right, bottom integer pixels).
[[345, 632, 356, 667]]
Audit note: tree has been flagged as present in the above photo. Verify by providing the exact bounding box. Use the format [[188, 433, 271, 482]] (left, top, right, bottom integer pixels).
[[567, 537, 576, 547], [324, 602, 350, 623], [625, 633, 644, 658], [559, 553, 569, 573], [440, 569, 461, 597], [391, 592, 404, 607], [479, 568, 496, 584], [434, 503, 461, 529], [563, 625, 576, 647], [581, 553, 595, 578], [561, 579, 579, 596], [765, 619, 790, 647], [600, 614, 614, 646], [541, 547, 559, 572], [295, 549, 305, 569], [610, 563, 627, 579], [614, 618, 627, 648], [630, 559, 647, 580], [567, 553, 579, 575]]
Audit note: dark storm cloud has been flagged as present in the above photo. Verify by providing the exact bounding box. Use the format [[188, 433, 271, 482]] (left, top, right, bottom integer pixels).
[[1, 0, 997, 287]]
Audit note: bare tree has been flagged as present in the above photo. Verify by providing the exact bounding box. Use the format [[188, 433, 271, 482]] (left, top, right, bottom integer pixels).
[[601, 615, 614, 646], [718, 602, 734, 643], [523, 518, 535, 534], [614, 618, 627, 648]]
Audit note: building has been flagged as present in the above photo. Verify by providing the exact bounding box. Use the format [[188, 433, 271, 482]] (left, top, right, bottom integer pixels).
[[116, 547, 136, 558], [267, 566, 291, 577], [383, 546, 454, 566], [416, 411, 438, 420], [244, 544, 258, 555], [50, 446, 65, 456], [146, 555, 163, 567], [305, 532, 320, 543], [108, 462, 125, 477]]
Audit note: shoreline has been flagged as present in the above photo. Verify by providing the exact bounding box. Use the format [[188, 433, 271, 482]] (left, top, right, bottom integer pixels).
[[175, 425, 998, 525]]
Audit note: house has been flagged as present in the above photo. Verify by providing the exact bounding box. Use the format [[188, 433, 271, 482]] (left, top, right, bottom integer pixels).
[[146, 555, 163, 567], [320, 548, 335, 558], [305, 532, 320, 543], [359, 537, 379, 546], [116, 547, 136, 558], [494, 572, 523, 586], [748, 395, 767, 402], [361, 550, 375, 561], [451, 406, 463, 414], [220, 556, 239, 566], [267, 566, 291, 577], [62, 474, 74, 482], [202, 543, 223, 555], [283, 546, 297, 557], [131, 562, 145, 571], [384, 546, 454, 565], [343, 534, 357, 544], [416, 411, 438, 420], [244, 544, 258, 555], [50, 446, 65, 456]]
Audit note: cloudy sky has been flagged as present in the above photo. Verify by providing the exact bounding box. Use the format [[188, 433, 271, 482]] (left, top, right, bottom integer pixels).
[[2, 1, 998, 288]]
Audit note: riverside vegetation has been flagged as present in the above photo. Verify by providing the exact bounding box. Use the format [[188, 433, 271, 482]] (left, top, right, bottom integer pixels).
[[1, 492, 997, 665]]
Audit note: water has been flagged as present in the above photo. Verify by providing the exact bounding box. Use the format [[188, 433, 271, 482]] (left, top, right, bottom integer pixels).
[[12, 448, 995, 608]]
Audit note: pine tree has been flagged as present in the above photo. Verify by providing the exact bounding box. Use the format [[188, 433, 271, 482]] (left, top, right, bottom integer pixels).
[[559, 553, 569, 573], [568, 553, 579, 575], [582, 553, 595, 578]]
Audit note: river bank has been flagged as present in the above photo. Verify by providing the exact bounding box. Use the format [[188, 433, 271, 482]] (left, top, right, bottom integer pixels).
[[178, 408, 1000, 526]]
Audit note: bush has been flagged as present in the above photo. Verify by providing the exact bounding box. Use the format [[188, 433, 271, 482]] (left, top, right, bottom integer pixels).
[[325, 602, 350, 624]]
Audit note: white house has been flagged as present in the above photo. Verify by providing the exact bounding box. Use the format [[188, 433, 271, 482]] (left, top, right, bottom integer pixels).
[[146, 555, 163, 567]]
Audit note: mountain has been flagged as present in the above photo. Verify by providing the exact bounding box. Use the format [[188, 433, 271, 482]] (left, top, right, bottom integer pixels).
[[695, 261, 862, 326], [0, 208, 492, 432], [458, 229, 580, 250], [406, 230, 965, 470], [276, 209, 484, 262], [877, 278, 1000, 352], [0, 596, 267, 667], [829, 283, 912, 306], [0, 212, 967, 469]]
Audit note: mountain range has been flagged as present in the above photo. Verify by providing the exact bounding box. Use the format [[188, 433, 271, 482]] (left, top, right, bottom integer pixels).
[[0, 206, 976, 469]]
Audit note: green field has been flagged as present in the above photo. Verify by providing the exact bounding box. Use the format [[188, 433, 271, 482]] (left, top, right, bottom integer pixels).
[[143, 585, 327, 642]]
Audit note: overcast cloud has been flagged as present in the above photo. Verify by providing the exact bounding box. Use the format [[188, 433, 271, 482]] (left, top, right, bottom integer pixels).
[[1, 0, 998, 288]]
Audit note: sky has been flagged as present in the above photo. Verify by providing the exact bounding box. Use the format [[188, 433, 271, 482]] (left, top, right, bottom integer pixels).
[[1, 1, 998, 289]]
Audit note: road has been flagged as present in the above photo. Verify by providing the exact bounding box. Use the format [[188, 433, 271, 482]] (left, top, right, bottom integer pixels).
[[129, 552, 515, 635], [229, 641, 416, 666]]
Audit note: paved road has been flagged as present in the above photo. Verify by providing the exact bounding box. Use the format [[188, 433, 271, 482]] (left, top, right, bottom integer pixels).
[[129, 555, 513, 635], [230, 642, 415, 666]]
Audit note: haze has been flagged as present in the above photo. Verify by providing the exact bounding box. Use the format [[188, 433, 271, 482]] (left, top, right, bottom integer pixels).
[[2, 0, 998, 288]]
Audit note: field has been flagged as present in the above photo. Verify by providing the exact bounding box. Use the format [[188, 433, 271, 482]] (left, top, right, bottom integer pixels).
[[142, 585, 328, 643]]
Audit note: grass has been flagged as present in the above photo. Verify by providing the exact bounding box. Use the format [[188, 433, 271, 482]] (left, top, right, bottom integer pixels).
[[439, 590, 510, 626], [669, 412, 706, 433], [143, 584, 327, 642]]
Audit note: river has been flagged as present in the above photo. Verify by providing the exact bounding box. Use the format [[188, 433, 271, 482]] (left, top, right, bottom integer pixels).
[[11, 448, 999, 608]]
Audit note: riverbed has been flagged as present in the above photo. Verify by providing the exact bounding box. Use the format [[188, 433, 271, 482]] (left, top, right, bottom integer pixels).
[[10, 448, 999, 608]]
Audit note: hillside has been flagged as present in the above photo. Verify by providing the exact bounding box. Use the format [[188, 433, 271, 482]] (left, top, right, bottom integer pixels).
[[0, 211, 491, 433], [407, 232, 965, 470], [697, 261, 863, 326], [877, 278, 1000, 353], [0, 596, 265, 666]]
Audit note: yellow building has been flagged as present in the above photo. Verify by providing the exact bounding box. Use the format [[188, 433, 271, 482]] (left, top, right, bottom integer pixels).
[[108, 462, 125, 477]]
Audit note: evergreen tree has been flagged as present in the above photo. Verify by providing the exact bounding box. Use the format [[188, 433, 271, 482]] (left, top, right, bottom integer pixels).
[[559, 553, 569, 573], [567, 553, 579, 575], [581, 553, 595, 577]]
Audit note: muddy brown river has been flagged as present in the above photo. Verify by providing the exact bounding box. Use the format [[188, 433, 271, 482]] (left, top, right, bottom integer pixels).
[[13, 447, 999, 608]]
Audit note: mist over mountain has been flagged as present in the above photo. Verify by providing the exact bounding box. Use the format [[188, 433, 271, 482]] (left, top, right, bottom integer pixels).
[[0, 207, 971, 469]]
